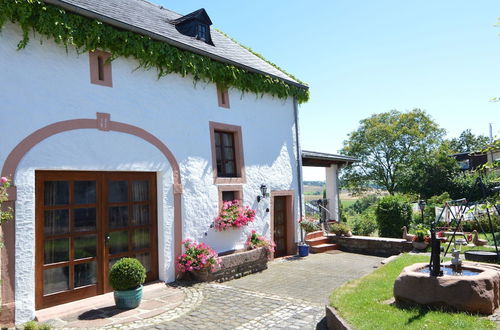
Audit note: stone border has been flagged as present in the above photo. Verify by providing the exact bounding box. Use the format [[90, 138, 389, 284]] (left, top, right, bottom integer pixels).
[[327, 234, 413, 257], [325, 305, 352, 330]]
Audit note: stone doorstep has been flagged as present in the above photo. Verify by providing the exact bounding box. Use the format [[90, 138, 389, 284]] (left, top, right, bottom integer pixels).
[[35, 281, 172, 322]]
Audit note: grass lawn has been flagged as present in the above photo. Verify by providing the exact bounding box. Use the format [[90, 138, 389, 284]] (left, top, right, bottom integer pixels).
[[330, 254, 495, 330], [341, 199, 356, 208]]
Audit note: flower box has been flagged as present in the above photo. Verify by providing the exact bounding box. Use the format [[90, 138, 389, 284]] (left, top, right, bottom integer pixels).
[[193, 247, 269, 283]]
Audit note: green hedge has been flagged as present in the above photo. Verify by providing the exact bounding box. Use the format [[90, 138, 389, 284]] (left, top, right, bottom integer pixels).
[[375, 195, 412, 238]]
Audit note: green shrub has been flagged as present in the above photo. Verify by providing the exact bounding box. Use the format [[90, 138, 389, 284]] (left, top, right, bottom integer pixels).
[[22, 321, 51, 330], [349, 208, 377, 236], [461, 214, 500, 233], [108, 258, 146, 291], [23, 321, 38, 330], [348, 195, 380, 214], [330, 223, 351, 236], [375, 194, 412, 238]]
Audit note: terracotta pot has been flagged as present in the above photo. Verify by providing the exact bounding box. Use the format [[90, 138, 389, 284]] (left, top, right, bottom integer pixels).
[[412, 241, 428, 250], [190, 268, 210, 282]]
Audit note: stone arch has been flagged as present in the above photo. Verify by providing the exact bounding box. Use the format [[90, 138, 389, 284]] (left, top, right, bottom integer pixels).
[[0, 113, 182, 325]]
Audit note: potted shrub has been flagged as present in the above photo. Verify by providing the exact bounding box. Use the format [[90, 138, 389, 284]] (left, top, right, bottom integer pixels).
[[329, 223, 352, 237], [108, 258, 146, 309], [213, 200, 256, 231], [176, 239, 221, 281]]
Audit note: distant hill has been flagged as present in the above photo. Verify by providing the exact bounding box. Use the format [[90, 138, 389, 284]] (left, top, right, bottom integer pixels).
[[303, 181, 325, 187]]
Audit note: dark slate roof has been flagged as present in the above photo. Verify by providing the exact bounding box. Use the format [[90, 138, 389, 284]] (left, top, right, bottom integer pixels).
[[44, 0, 305, 88], [170, 8, 212, 25], [302, 150, 359, 167]]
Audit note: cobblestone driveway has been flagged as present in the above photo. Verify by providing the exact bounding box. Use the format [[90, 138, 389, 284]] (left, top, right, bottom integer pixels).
[[149, 251, 384, 330]]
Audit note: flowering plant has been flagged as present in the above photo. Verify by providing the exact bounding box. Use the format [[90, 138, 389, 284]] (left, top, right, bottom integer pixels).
[[245, 230, 275, 254], [299, 216, 320, 233], [214, 200, 256, 231], [413, 232, 430, 243], [0, 177, 13, 225], [176, 239, 221, 273]]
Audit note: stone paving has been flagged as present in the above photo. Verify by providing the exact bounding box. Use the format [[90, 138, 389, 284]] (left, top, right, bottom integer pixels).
[[40, 251, 384, 329], [146, 251, 383, 330]]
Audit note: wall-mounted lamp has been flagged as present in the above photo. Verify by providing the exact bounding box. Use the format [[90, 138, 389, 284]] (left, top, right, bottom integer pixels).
[[257, 184, 268, 203]]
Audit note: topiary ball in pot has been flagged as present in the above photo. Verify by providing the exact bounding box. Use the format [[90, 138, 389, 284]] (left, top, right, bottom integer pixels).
[[109, 258, 146, 309]]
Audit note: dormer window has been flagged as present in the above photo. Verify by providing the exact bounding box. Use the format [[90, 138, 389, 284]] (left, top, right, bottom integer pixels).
[[171, 8, 214, 46]]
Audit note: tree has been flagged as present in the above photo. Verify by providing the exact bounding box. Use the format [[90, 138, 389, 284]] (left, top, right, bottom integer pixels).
[[448, 129, 490, 153], [341, 109, 445, 195], [398, 143, 459, 199]]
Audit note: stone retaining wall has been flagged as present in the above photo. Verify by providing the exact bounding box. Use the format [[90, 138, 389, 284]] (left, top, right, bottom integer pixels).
[[328, 234, 413, 257], [325, 305, 352, 330], [210, 247, 269, 282]]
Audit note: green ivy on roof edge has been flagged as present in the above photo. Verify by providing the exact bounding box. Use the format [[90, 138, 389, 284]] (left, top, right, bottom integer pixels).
[[214, 28, 305, 88], [0, 0, 309, 103]]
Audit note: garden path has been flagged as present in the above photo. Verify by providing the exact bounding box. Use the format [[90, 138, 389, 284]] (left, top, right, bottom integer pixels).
[[40, 251, 384, 329]]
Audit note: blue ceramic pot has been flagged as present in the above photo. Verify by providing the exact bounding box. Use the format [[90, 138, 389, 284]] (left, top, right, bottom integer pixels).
[[298, 244, 309, 257], [114, 285, 143, 309]]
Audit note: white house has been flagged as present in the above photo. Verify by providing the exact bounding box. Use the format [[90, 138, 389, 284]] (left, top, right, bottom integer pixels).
[[0, 0, 309, 324]]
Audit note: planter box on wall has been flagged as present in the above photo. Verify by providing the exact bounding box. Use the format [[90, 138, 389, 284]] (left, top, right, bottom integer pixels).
[[190, 247, 269, 283]]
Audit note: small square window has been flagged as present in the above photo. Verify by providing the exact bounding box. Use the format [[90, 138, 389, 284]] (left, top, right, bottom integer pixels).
[[218, 185, 243, 209], [217, 84, 230, 108], [89, 50, 112, 87]]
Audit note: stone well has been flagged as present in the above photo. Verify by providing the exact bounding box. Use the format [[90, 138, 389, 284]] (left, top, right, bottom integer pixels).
[[394, 262, 500, 314]]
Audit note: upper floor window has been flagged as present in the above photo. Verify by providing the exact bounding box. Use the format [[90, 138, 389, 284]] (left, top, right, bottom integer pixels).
[[89, 50, 112, 87], [209, 122, 245, 184], [215, 131, 236, 177]]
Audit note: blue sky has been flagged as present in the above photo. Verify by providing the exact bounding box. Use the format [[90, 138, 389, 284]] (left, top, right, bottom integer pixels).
[[161, 1, 500, 180]]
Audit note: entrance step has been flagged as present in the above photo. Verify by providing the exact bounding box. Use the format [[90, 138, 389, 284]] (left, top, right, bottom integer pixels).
[[310, 243, 339, 254], [305, 231, 324, 240], [305, 236, 331, 247]]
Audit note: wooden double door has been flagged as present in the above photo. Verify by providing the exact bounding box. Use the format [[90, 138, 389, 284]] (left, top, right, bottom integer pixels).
[[35, 171, 158, 309]]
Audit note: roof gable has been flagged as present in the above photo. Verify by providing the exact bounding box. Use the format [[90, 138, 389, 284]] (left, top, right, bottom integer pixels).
[[170, 8, 212, 26]]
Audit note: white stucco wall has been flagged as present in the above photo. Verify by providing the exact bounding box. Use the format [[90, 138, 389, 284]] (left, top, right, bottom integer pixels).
[[0, 23, 301, 323]]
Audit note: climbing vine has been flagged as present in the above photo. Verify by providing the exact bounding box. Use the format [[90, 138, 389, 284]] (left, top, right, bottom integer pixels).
[[0, 0, 309, 103]]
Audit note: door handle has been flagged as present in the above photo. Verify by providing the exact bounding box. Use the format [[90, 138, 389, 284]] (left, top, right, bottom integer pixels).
[[105, 234, 110, 245]]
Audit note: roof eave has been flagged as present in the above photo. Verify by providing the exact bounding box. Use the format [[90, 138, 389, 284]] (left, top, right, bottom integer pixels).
[[44, 0, 308, 90]]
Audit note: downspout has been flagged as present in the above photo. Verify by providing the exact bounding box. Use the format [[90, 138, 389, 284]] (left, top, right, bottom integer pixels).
[[293, 98, 305, 243]]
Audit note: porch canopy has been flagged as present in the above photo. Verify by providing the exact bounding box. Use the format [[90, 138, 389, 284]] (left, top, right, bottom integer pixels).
[[301, 150, 358, 221]]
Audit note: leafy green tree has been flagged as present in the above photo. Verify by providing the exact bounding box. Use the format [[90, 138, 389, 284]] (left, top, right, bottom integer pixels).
[[398, 143, 459, 199], [448, 129, 490, 153], [341, 109, 445, 195]]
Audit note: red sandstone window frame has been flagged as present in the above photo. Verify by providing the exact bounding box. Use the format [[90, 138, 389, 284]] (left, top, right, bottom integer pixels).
[[217, 185, 243, 209], [89, 50, 113, 87], [209, 121, 245, 184], [216, 84, 230, 108]]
